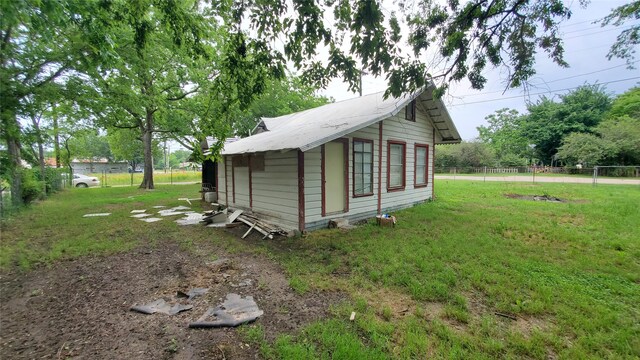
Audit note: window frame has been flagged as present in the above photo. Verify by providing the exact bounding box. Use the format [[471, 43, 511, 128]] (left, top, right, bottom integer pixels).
[[414, 143, 429, 188], [405, 99, 416, 122], [352, 138, 374, 197], [387, 140, 406, 192]]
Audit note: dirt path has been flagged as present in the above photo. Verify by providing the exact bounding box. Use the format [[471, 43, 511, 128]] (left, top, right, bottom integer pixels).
[[435, 175, 640, 185], [0, 240, 343, 359]]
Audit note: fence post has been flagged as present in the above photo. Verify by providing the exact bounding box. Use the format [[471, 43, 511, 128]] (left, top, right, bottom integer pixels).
[[130, 171, 133, 186], [170, 167, 173, 184], [483, 166, 487, 182], [532, 165, 536, 183], [592, 166, 598, 186]]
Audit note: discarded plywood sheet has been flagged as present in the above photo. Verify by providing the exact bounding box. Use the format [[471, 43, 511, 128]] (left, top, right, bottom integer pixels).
[[130, 299, 193, 315], [202, 212, 227, 224], [130, 210, 147, 214], [158, 210, 189, 217], [227, 210, 243, 223], [175, 213, 204, 226], [171, 206, 191, 211], [83, 213, 111, 217], [131, 213, 152, 218], [188, 293, 263, 328], [140, 217, 162, 223]]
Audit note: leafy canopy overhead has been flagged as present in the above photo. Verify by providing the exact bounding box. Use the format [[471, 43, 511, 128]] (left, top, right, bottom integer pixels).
[[198, 0, 587, 97]]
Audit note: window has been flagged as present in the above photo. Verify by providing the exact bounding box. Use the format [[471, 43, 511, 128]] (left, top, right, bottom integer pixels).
[[387, 141, 406, 191], [353, 139, 374, 196], [405, 99, 416, 122], [415, 144, 429, 187]]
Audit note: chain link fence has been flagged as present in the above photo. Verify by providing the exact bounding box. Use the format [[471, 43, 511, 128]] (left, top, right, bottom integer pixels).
[[435, 166, 640, 185], [88, 169, 201, 187]]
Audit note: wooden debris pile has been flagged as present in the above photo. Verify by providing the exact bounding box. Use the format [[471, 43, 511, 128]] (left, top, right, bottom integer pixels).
[[199, 204, 286, 239]]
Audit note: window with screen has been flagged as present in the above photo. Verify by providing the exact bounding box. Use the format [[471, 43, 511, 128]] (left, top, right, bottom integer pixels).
[[415, 144, 428, 186], [353, 139, 374, 196], [387, 141, 406, 190]]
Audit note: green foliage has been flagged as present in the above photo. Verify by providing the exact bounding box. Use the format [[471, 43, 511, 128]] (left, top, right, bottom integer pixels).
[[435, 141, 495, 168], [557, 87, 640, 166], [556, 132, 609, 166], [19, 169, 44, 204], [478, 108, 529, 165], [608, 87, 640, 119], [67, 131, 112, 162], [601, 1, 640, 68], [522, 85, 612, 164], [597, 116, 640, 165]]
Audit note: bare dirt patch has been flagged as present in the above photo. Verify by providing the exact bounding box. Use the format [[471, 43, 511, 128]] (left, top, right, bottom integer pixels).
[[504, 193, 565, 202], [0, 240, 344, 359]]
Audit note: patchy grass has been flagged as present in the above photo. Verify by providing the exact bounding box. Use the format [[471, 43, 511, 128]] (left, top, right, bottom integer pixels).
[[2, 180, 638, 358], [87, 170, 200, 187], [268, 181, 640, 359], [0, 184, 241, 270]]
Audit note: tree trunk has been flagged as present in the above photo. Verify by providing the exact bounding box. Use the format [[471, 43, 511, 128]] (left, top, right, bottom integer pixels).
[[139, 110, 155, 189], [7, 135, 23, 207], [53, 111, 61, 168], [3, 111, 24, 207], [31, 116, 47, 195]]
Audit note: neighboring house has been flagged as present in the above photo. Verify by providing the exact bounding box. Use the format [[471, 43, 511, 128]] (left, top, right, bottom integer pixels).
[[217, 87, 461, 231]]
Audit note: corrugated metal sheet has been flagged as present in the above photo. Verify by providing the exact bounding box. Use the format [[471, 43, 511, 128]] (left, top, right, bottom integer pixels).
[[222, 87, 460, 155]]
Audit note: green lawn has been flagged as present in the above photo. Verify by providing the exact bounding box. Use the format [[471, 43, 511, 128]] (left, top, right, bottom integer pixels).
[[259, 181, 640, 359], [1, 181, 638, 358]]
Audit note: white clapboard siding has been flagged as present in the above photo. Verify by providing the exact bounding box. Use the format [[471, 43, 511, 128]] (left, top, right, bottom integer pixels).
[[218, 157, 227, 205], [304, 102, 435, 227], [250, 151, 299, 229], [234, 165, 250, 207]]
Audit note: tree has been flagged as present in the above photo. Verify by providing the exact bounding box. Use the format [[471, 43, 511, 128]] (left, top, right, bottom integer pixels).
[[608, 87, 640, 119], [478, 108, 529, 165], [434, 141, 495, 168], [597, 116, 640, 165], [601, 1, 640, 68], [81, 2, 212, 188], [233, 77, 331, 136], [521, 85, 611, 164], [107, 129, 147, 172], [556, 132, 609, 166], [0, 1, 91, 206]]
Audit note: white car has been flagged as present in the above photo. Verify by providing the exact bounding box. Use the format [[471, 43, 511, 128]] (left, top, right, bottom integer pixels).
[[73, 174, 100, 188]]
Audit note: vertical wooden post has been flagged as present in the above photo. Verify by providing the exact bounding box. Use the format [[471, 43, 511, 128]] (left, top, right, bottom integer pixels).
[[377, 122, 383, 214], [297, 150, 305, 232]]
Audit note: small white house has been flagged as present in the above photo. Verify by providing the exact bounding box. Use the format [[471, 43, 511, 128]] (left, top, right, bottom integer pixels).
[[218, 87, 461, 231]]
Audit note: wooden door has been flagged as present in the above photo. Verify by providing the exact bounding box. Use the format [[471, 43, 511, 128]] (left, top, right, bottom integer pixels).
[[324, 141, 346, 213]]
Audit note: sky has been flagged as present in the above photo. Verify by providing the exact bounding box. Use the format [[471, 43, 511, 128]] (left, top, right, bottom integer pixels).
[[317, 0, 640, 140]]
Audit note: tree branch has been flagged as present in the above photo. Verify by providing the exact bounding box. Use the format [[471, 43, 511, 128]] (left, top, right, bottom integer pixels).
[[166, 85, 200, 101]]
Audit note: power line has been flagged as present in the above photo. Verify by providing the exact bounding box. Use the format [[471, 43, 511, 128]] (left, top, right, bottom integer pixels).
[[450, 76, 640, 107], [564, 24, 639, 40], [560, 17, 602, 29], [543, 60, 640, 84], [454, 61, 640, 98]]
